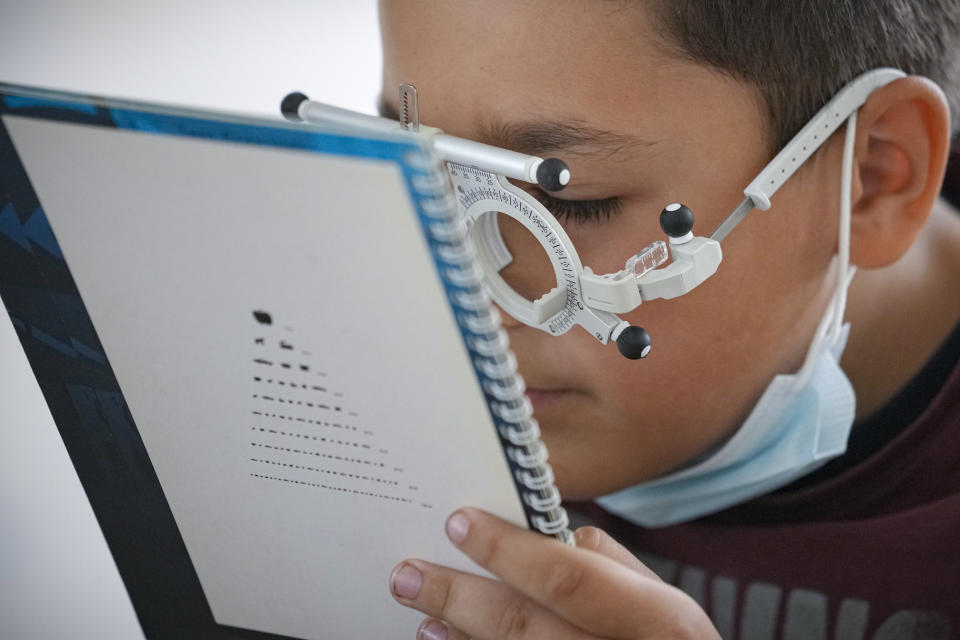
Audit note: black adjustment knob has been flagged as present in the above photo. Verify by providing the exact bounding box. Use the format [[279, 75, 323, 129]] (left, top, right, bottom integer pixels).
[[616, 326, 652, 359], [659, 203, 694, 238], [281, 91, 309, 122], [536, 158, 570, 192]]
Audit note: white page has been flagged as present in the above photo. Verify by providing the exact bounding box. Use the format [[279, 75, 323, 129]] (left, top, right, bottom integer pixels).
[[4, 114, 529, 639]]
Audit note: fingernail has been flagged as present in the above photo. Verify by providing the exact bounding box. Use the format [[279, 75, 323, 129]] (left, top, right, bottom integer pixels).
[[390, 563, 422, 600], [446, 511, 470, 544], [419, 619, 448, 640]]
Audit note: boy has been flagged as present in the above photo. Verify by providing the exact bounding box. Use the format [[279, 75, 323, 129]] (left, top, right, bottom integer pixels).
[[379, 1, 960, 639]]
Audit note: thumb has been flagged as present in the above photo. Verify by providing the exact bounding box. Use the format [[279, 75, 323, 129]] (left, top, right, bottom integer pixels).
[[573, 526, 663, 581]]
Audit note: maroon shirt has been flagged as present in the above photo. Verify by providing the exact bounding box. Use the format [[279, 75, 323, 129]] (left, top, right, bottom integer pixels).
[[568, 323, 960, 639]]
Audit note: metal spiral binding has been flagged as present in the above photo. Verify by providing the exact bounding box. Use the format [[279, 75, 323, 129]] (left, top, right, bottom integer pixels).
[[499, 418, 540, 446], [474, 352, 517, 379], [446, 263, 485, 288], [436, 241, 475, 264], [468, 329, 509, 357], [452, 288, 491, 312], [483, 376, 526, 401], [429, 217, 468, 243], [518, 465, 554, 490], [409, 146, 573, 546], [508, 440, 549, 468], [492, 396, 534, 423], [524, 486, 561, 511], [420, 192, 458, 217]]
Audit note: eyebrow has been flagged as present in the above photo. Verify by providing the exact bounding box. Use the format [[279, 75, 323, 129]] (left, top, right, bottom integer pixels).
[[376, 94, 658, 158]]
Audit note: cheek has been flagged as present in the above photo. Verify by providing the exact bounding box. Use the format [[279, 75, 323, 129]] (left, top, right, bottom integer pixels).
[[571, 201, 834, 431]]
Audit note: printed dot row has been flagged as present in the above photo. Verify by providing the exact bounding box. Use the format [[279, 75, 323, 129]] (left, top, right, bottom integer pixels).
[[252, 410, 359, 432], [253, 358, 314, 372], [254, 376, 327, 393], [251, 442, 385, 467], [250, 457, 399, 485], [252, 393, 343, 412], [251, 473, 412, 503], [251, 426, 372, 450]]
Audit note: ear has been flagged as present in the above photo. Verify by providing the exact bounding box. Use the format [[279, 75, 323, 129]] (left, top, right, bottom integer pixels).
[[848, 76, 951, 268]]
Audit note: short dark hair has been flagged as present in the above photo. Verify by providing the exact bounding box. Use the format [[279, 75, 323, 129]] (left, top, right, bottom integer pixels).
[[650, 0, 960, 150]]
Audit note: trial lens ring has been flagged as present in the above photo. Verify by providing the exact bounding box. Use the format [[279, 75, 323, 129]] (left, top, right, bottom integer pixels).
[[451, 166, 586, 334]]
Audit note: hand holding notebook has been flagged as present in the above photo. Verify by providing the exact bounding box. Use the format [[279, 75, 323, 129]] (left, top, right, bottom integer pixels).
[[386, 507, 719, 640]]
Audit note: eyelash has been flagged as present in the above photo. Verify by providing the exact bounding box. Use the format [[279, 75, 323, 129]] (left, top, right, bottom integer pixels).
[[529, 190, 623, 223]]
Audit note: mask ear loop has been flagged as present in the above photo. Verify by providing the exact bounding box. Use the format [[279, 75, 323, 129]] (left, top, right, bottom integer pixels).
[[794, 110, 859, 388], [831, 110, 859, 341]]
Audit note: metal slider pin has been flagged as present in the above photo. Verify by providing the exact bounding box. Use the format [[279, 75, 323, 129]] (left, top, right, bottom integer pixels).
[[399, 84, 419, 131]]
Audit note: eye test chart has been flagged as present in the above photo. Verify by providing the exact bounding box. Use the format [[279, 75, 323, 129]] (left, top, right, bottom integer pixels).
[[245, 308, 431, 510]]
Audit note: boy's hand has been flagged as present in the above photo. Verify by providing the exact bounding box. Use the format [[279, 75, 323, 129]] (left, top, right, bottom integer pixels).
[[389, 508, 720, 639]]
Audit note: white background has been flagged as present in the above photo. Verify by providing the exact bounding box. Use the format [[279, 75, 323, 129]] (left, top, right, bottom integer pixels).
[[0, 2, 382, 637]]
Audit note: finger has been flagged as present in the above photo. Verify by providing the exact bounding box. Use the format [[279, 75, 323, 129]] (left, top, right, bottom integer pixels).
[[390, 559, 586, 639], [573, 526, 662, 581], [446, 508, 708, 637], [417, 618, 470, 640]]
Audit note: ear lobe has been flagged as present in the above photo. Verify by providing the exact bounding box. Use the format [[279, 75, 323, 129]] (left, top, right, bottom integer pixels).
[[849, 76, 951, 269]]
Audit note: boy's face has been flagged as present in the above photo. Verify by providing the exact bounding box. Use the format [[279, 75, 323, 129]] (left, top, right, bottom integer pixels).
[[380, 0, 841, 499]]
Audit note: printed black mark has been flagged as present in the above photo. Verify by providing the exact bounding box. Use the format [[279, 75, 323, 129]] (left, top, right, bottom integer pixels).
[[280, 341, 293, 350], [253, 310, 272, 325], [253, 393, 350, 414], [251, 442, 384, 467], [250, 457, 399, 485], [251, 377, 328, 393], [251, 473, 416, 505], [251, 426, 371, 449], [254, 358, 273, 366], [254, 393, 327, 407], [255, 337, 264, 345], [251, 409, 361, 432]]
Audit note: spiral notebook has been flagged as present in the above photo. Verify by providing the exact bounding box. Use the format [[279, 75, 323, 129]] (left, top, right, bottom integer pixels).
[[0, 84, 570, 639]]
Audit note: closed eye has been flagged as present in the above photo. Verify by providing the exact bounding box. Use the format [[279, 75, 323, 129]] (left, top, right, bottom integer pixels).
[[528, 189, 623, 224]]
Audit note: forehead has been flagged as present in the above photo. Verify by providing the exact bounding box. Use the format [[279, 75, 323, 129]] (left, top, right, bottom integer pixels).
[[377, 0, 762, 154]]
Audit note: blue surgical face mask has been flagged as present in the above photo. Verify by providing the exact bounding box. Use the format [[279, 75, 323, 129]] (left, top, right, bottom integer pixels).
[[596, 314, 855, 528], [596, 111, 863, 529]]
